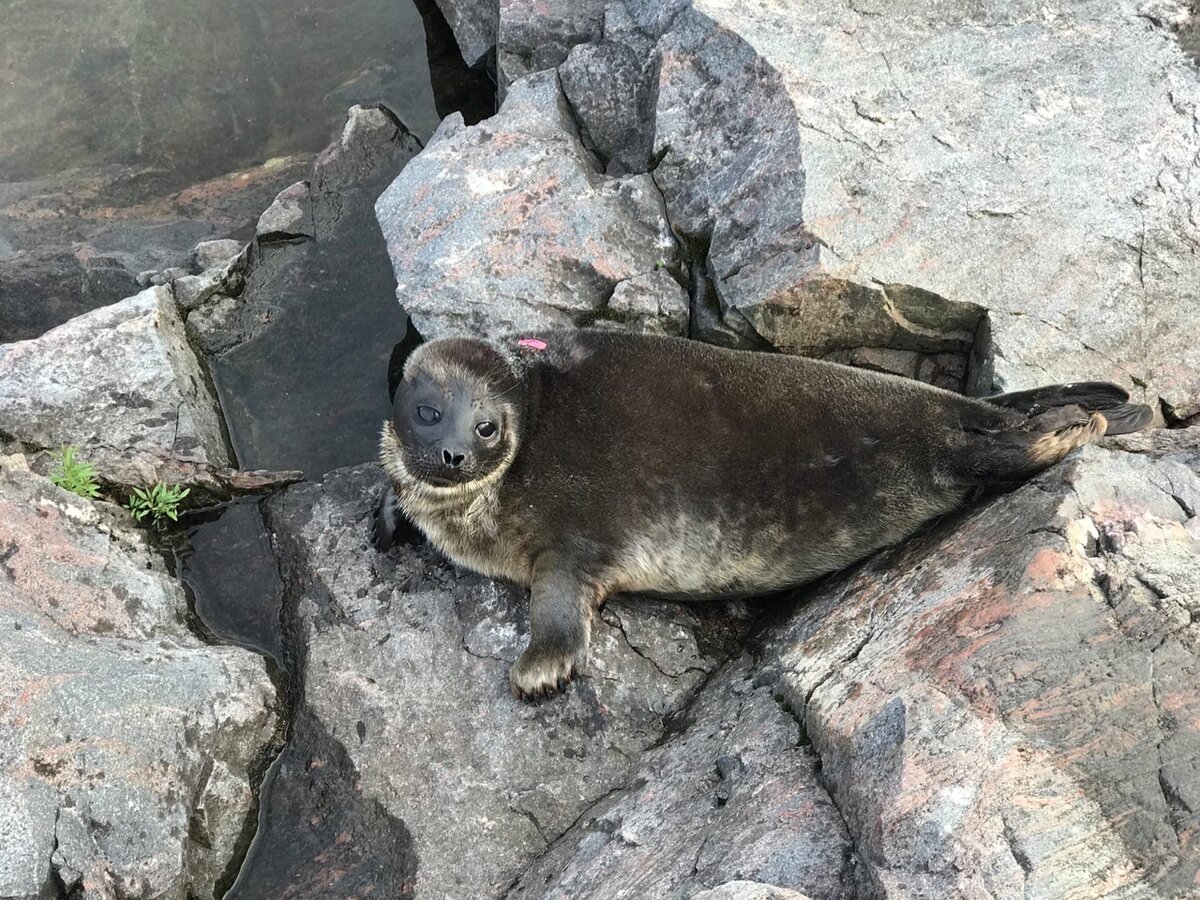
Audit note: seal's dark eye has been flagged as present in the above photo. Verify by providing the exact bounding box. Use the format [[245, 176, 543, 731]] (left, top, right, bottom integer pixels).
[[475, 421, 497, 439], [416, 405, 441, 425]]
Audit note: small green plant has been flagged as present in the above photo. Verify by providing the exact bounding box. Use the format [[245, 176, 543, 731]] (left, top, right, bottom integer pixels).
[[126, 483, 190, 525], [49, 446, 101, 499]]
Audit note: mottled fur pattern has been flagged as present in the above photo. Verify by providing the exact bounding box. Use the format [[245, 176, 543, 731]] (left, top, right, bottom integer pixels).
[[377, 329, 1150, 699]]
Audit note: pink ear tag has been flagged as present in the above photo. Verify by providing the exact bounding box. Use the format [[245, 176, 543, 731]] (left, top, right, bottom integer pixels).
[[517, 337, 547, 351]]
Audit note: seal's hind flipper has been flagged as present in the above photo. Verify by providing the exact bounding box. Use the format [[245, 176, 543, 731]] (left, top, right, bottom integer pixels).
[[1094, 402, 1155, 436], [986, 381, 1154, 437], [986, 381, 1131, 414], [1026, 409, 1109, 465]]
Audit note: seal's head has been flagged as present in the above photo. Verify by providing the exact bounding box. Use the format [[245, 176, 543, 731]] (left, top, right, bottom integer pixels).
[[381, 336, 525, 494]]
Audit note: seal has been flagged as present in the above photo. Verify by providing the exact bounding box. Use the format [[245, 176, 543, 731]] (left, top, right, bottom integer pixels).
[[374, 329, 1153, 699]]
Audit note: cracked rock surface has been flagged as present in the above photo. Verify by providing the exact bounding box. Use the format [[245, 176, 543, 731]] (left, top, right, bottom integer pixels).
[[760, 429, 1200, 897], [506, 659, 854, 900], [427, 0, 1200, 408], [0, 463, 278, 899], [263, 465, 793, 899]]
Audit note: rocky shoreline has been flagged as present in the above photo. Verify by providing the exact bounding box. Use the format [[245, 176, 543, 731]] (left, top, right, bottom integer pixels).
[[2, 0, 1199, 896]]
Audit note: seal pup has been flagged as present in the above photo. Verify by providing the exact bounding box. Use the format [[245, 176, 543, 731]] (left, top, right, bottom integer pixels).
[[375, 329, 1153, 699]]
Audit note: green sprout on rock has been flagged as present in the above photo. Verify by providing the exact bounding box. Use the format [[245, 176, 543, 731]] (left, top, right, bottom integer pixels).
[[49, 446, 101, 499], [126, 483, 190, 525]]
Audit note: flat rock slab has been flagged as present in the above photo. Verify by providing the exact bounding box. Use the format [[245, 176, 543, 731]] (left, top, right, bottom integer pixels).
[[0, 465, 278, 899], [0, 285, 232, 488], [375, 70, 681, 339], [264, 465, 763, 899], [762, 429, 1200, 897]]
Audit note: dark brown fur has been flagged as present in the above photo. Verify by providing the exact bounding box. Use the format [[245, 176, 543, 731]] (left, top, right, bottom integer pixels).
[[376, 329, 1151, 698]]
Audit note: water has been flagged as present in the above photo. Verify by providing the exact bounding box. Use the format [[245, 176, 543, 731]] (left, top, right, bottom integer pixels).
[[176, 499, 286, 664], [0, 0, 491, 342], [0, 0, 440, 185]]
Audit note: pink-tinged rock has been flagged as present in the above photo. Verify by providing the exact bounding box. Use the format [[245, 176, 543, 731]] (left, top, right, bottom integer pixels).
[[762, 429, 1200, 897], [375, 70, 679, 339], [0, 285, 232, 491], [0, 466, 278, 898]]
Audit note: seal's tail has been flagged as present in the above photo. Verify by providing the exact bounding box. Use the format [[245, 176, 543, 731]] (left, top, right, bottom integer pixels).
[[960, 381, 1153, 483]]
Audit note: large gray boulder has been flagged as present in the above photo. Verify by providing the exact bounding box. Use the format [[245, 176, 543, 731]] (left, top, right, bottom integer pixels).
[[759, 429, 1200, 896], [0, 463, 279, 898], [686, 0, 1200, 417], [426, 0, 1200, 411], [375, 70, 682, 339], [0, 286, 233, 488], [263, 465, 824, 899]]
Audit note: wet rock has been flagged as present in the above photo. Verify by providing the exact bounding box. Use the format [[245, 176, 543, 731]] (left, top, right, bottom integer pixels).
[[507, 660, 854, 899], [0, 157, 312, 343], [690, 883, 813, 900], [375, 71, 680, 338], [264, 464, 759, 899], [0, 0, 442, 185], [224, 711, 417, 899], [0, 285, 233, 489], [761, 429, 1200, 896], [189, 105, 422, 477], [191, 238, 244, 273], [0, 466, 278, 899]]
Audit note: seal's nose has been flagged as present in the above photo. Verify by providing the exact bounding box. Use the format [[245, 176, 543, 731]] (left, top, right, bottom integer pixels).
[[441, 447, 466, 468]]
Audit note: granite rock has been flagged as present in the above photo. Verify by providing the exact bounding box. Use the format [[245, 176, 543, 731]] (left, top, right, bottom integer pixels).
[[762, 429, 1200, 896], [435, 0, 1200, 410], [375, 71, 680, 339], [0, 465, 278, 899], [264, 465, 764, 900], [0, 285, 233, 489]]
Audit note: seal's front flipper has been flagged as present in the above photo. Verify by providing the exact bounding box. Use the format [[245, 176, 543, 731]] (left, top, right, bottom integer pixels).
[[510, 560, 602, 701], [371, 485, 421, 551]]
